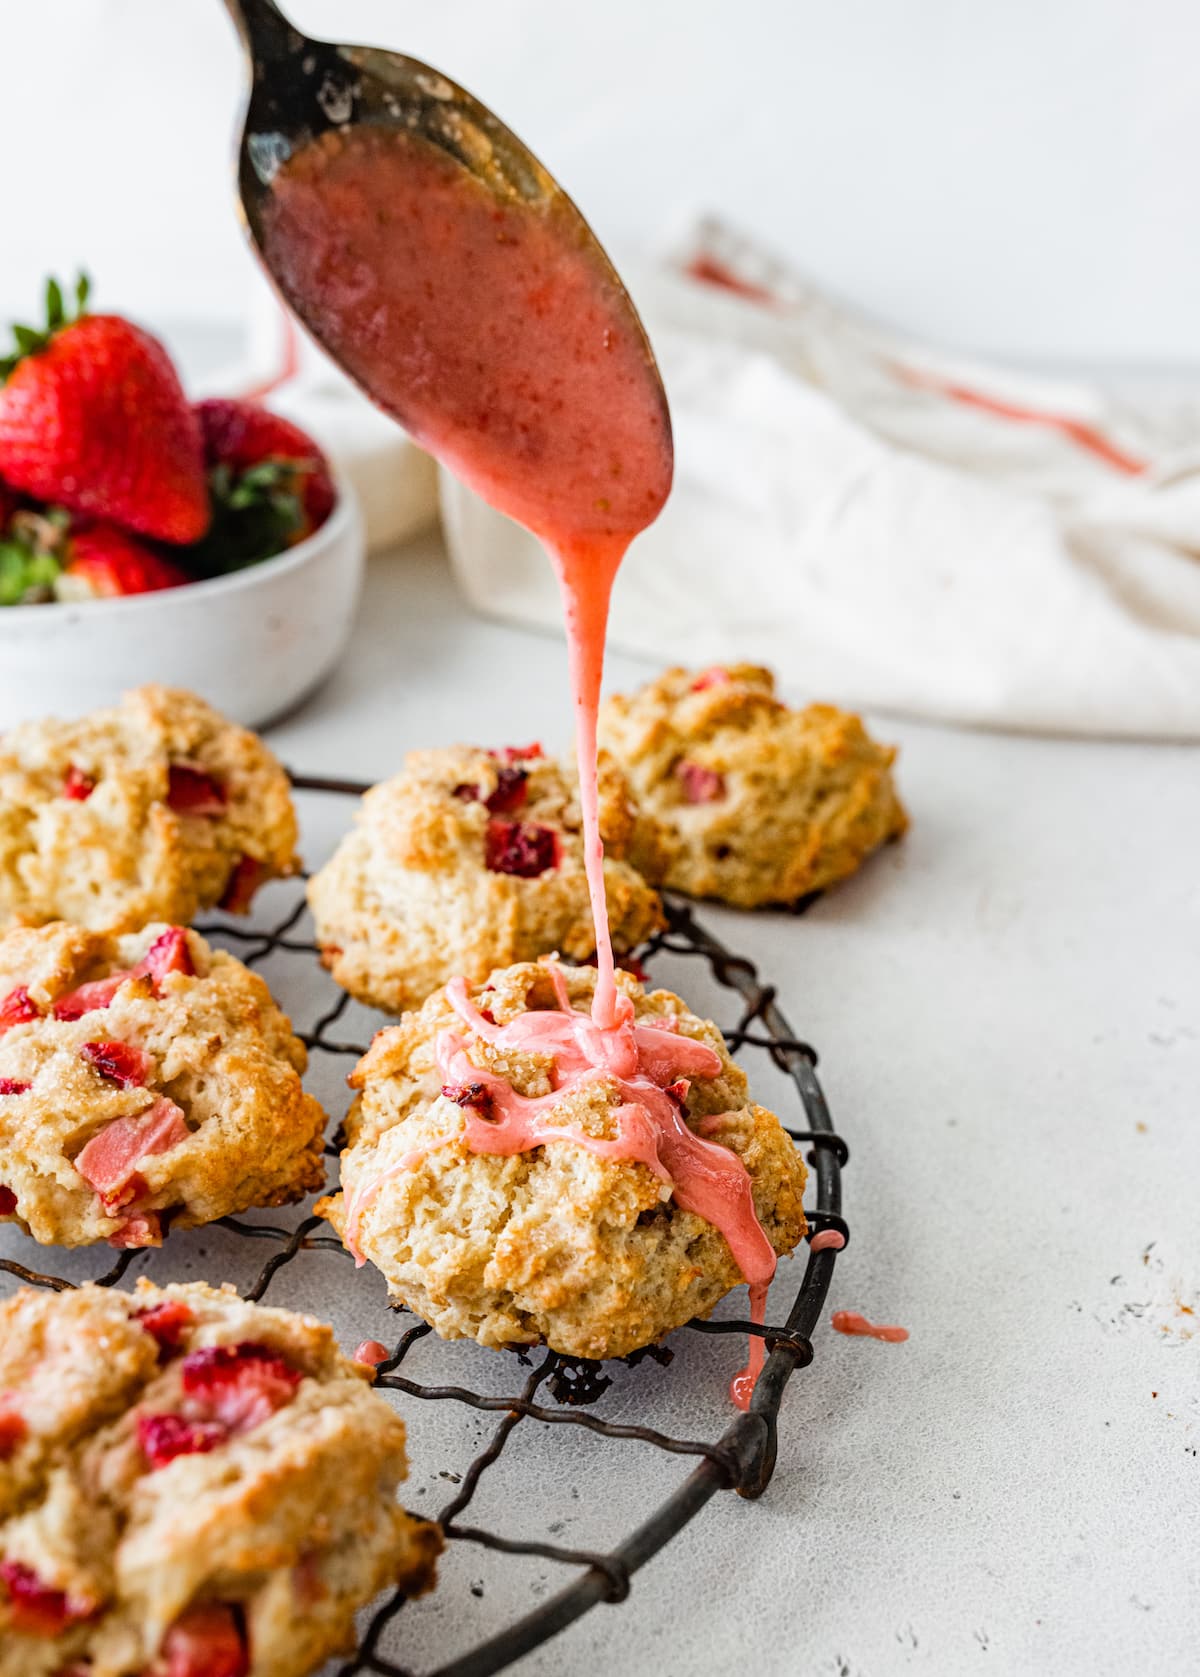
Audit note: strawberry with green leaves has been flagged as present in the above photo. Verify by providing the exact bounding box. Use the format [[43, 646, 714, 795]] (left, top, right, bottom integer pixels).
[[0, 505, 187, 604], [183, 398, 335, 575], [0, 276, 210, 545]]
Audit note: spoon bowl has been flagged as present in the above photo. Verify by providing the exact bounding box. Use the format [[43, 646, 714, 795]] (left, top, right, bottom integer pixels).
[[222, 0, 673, 518]]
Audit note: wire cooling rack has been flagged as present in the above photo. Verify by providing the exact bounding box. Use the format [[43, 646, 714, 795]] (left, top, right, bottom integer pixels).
[[0, 773, 848, 1677]]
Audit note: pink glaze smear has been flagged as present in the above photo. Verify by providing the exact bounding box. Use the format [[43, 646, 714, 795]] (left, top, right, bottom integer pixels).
[[832, 1310, 909, 1344], [809, 1229, 846, 1253], [264, 123, 793, 1403]]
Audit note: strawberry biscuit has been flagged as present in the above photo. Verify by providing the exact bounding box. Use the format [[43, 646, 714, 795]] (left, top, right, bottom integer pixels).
[[308, 745, 664, 1014], [0, 685, 298, 934], [318, 959, 807, 1359], [599, 664, 908, 908], [0, 921, 325, 1248], [0, 1279, 439, 1677]]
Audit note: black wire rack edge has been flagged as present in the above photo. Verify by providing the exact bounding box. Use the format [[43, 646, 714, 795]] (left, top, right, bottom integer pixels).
[[0, 772, 847, 1677]]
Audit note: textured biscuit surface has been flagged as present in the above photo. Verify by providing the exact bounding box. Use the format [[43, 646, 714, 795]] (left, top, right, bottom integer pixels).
[[319, 960, 807, 1359], [598, 664, 908, 908], [0, 922, 326, 1247], [308, 745, 664, 1014], [0, 1279, 439, 1677], [0, 685, 298, 933]]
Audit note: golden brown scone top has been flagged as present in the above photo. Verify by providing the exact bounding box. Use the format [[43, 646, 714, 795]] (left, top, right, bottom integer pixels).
[[599, 663, 907, 907], [0, 684, 299, 934]]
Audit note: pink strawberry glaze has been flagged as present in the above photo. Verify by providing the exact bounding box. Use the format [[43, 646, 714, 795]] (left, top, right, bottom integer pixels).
[[354, 1339, 390, 1367], [343, 968, 777, 1352], [810, 1228, 846, 1253], [832, 1310, 909, 1344], [74, 1096, 189, 1205]]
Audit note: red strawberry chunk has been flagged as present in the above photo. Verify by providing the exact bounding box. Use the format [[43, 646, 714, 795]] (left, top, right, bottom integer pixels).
[[108, 1209, 162, 1249], [485, 765, 528, 815], [142, 926, 194, 984], [0, 1561, 96, 1636], [61, 764, 95, 801], [79, 1040, 154, 1088], [133, 1298, 195, 1358], [75, 1096, 189, 1200], [691, 667, 732, 691], [0, 1406, 26, 1459], [0, 986, 38, 1034], [484, 819, 560, 879], [0, 1187, 16, 1216], [138, 1411, 226, 1470], [53, 972, 128, 1021], [0, 1079, 30, 1096], [675, 760, 726, 804], [498, 743, 544, 763], [181, 1342, 301, 1434], [161, 1602, 249, 1677], [442, 1081, 493, 1114], [218, 855, 266, 914], [167, 763, 227, 817]]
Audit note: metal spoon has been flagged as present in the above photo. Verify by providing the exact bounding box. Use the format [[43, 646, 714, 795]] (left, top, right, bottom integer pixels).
[[219, 0, 671, 450]]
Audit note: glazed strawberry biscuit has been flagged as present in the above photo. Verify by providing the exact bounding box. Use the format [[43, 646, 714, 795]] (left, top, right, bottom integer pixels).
[[0, 1280, 439, 1677], [599, 664, 908, 908], [0, 921, 325, 1248], [0, 685, 298, 934], [308, 744, 664, 1014], [319, 958, 807, 1359]]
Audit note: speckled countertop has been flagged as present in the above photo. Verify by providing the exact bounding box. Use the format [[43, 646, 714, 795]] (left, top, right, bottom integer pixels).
[[4, 533, 1197, 1675]]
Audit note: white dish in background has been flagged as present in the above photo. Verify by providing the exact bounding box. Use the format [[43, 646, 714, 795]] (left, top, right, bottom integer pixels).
[[0, 471, 365, 731]]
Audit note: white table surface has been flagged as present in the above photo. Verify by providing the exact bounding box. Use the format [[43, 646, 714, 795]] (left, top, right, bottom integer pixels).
[[4, 533, 1196, 1676], [267, 536, 1200, 1676]]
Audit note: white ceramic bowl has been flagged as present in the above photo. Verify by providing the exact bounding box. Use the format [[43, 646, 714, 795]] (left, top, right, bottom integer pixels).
[[0, 472, 365, 731]]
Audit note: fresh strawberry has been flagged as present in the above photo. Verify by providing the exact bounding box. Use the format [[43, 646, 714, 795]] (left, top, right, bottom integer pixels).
[[195, 398, 335, 541], [0, 277, 209, 543], [180, 1342, 302, 1433], [0, 986, 37, 1033], [160, 1602, 249, 1677], [79, 1040, 154, 1087], [56, 523, 189, 601], [133, 1297, 195, 1358]]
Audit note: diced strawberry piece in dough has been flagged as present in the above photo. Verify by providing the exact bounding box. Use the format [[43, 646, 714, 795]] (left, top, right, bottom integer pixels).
[[161, 1602, 249, 1677], [75, 1096, 189, 1199], [217, 855, 266, 913], [484, 819, 560, 879], [0, 1079, 30, 1096], [675, 760, 726, 804], [79, 1040, 154, 1088], [142, 926, 194, 984], [484, 765, 528, 815], [691, 667, 731, 691], [0, 1406, 26, 1458], [166, 763, 227, 816], [0, 1186, 15, 1216], [181, 1342, 301, 1433], [0, 986, 37, 1033], [0, 1561, 96, 1636], [137, 1411, 226, 1470], [52, 973, 128, 1021], [61, 764, 95, 800], [133, 1298, 195, 1357], [108, 1209, 162, 1248], [498, 743, 544, 762]]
